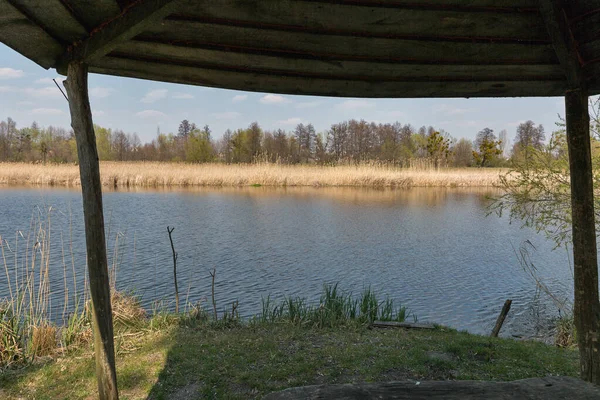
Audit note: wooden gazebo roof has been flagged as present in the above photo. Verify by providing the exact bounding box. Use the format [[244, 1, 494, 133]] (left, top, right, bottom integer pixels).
[[1, 0, 600, 98], [4, 1, 600, 396]]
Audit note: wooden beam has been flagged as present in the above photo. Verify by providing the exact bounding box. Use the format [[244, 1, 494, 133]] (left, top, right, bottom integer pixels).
[[10, 0, 88, 43], [64, 62, 119, 400], [58, 0, 178, 70], [172, 0, 548, 41], [565, 88, 600, 385], [89, 55, 570, 98], [0, 0, 63, 68], [117, 40, 565, 80], [538, 0, 585, 88], [140, 20, 559, 65]]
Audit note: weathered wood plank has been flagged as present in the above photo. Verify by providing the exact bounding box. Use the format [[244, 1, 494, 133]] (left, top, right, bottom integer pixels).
[[172, 0, 548, 41], [579, 39, 600, 65], [538, 0, 585, 89], [61, 0, 178, 67], [300, 0, 541, 10], [139, 21, 558, 64], [562, 0, 600, 21], [565, 88, 600, 384], [117, 40, 564, 80], [89, 56, 570, 98], [570, 10, 600, 46], [64, 62, 118, 400], [264, 377, 600, 400], [0, 0, 63, 68], [59, 0, 122, 31], [372, 321, 435, 329], [10, 0, 87, 43]]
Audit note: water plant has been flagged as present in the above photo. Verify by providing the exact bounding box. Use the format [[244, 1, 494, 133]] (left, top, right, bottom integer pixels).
[[255, 283, 413, 328]]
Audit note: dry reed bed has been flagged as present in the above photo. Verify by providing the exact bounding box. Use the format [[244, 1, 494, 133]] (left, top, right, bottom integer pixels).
[[0, 162, 505, 188]]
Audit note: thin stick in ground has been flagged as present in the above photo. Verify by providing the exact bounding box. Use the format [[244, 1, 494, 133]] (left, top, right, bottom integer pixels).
[[167, 226, 179, 314], [209, 268, 217, 321], [491, 299, 512, 337]]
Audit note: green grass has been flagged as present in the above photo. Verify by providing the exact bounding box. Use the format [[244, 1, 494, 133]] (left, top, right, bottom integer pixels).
[[256, 284, 413, 327], [0, 319, 578, 400]]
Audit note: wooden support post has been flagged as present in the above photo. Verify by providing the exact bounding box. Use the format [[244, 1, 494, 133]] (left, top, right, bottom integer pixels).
[[565, 88, 600, 384], [490, 299, 512, 338], [64, 62, 119, 400]]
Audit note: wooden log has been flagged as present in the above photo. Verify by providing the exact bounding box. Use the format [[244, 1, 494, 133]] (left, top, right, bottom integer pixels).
[[490, 299, 512, 337], [264, 376, 600, 400], [565, 87, 600, 384], [372, 321, 435, 329], [64, 62, 119, 400]]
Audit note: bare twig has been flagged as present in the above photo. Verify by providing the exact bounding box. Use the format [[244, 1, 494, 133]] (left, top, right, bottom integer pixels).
[[209, 268, 217, 321], [166, 226, 179, 313]]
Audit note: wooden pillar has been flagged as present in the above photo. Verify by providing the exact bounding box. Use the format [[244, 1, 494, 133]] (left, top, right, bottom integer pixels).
[[565, 88, 600, 384], [64, 62, 119, 399]]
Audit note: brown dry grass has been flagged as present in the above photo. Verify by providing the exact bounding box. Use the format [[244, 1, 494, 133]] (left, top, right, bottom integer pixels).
[[0, 162, 505, 188], [31, 324, 57, 357], [109, 291, 147, 328]]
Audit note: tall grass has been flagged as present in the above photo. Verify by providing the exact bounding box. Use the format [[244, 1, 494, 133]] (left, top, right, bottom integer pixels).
[[0, 161, 504, 188], [256, 283, 414, 327], [1, 207, 62, 366], [0, 207, 145, 368]]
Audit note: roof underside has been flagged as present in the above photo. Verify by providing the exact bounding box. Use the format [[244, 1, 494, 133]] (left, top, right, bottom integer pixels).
[[2, 0, 600, 98]]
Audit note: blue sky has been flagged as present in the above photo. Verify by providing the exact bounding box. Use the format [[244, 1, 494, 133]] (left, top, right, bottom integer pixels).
[[1, 43, 567, 145]]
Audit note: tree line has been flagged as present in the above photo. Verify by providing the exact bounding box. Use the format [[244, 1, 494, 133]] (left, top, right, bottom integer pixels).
[[0, 116, 547, 167]]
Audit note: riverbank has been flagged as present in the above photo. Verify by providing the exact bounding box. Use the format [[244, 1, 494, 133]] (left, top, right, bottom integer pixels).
[[0, 162, 505, 188], [0, 316, 578, 399]]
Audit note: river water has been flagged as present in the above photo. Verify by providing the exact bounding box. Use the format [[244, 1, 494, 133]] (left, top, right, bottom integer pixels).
[[0, 186, 573, 338]]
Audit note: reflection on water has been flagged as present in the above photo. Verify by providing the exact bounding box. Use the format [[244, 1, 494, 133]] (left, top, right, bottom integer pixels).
[[0, 186, 572, 338]]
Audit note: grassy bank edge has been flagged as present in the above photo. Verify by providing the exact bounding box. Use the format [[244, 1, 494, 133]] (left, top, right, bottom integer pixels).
[[0, 314, 579, 400]]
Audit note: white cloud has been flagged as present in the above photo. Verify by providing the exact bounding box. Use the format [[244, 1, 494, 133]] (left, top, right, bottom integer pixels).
[[173, 93, 194, 99], [439, 119, 480, 128], [376, 110, 405, 120], [141, 89, 168, 103], [232, 94, 247, 103], [296, 101, 321, 109], [17, 101, 34, 106], [434, 104, 472, 115], [212, 111, 241, 120], [277, 117, 302, 125], [34, 77, 61, 84], [93, 110, 106, 117], [173, 92, 194, 99], [89, 87, 114, 98], [0, 85, 64, 99], [260, 94, 290, 104], [31, 108, 63, 115], [0, 68, 24, 79], [135, 110, 166, 118], [24, 86, 64, 98], [335, 99, 375, 111], [507, 120, 526, 128]]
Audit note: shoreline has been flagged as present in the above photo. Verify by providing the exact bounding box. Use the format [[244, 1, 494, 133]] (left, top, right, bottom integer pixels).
[[0, 313, 578, 399], [0, 162, 506, 189]]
